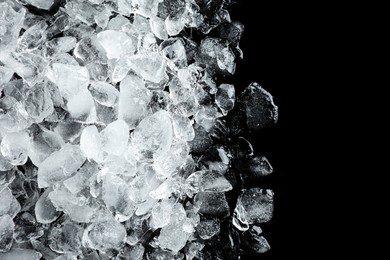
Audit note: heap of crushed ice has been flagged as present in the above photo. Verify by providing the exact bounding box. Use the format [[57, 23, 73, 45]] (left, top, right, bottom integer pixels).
[[0, 0, 278, 259]]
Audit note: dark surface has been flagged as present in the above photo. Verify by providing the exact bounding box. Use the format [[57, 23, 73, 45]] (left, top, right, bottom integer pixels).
[[228, 1, 305, 259]]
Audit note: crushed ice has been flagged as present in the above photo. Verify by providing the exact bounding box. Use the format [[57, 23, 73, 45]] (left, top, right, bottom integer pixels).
[[0, 0, 278, 258]]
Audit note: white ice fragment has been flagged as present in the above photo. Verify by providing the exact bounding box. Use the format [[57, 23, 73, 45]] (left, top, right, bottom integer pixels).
[[0, 130, 30, 166], [80, 125, 103, 163], [97, 30, 135, 60], [154, 141, 189, 179], [131, 0, 160, 18], [150, 17, 169, 40], [16, 20, 47, 53], [0, 2, 26, 52], [171, 113, 195, 141], [67, 90, 97, 123], [46, 36, 77, 55], [24, 83, 54, 122], [118, 73, 151, 129], [127, 53, 168, 83], [37, 144, 86, 188], [150, 200, 174, 229], [0, 214, 14, 252], [0, 248, 42, 260], [47, 63, 90, 100], [23, 0, 55, 10], [0, 187, 13, 216], [131, 110, 173, 162], [82, 217, 126, 252], [100, 119, 129, 156], [34, 188, 61, 224], [215, 83, 235, 115], [165, 11, 186, 36], [89, 81, 119, 107], [0, 66, 14, 86]]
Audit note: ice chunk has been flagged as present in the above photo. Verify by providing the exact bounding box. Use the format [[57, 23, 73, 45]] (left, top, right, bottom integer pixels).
[[28, 125, 65, 167], [24, 82, 54, 122], [23, 0, 55, 10], [194, 105, 223, 132], [67, 90, 97, 123], [63, 161, 99, 194], [150, 200, 174, 229], [73, 36, 102, 65], [0, 248, 42, 260], [97, 30, 135, 60], [189, 123, 214, 154], [48, 219, 84, 254], [0, 130, 30, 166], [186, 170, 232, 196], [80, 125, 103, 163], [118, 244, 145, 260], [35, 188, 61, 224], [47, 63, 89, 100], [0, 214, 14, 252], [118, 73, 151, 129], [100, 119, 129, 156], [82, 217, 126, 252], [150, 17, 169, 40], [158, 224, 190, 254], [238, 82, 278, 131], [215, 83, 235, 115], [46, 36, 77, 56], [53, 121, 83, 143], [0, 66, 14, 86], [16, 20, 47, 53], [171, 113, 195, 141], [194, 192, 230, 217], [89, 81, 119, 107], [233, 188, 274, 229], [131, 110, 173, 162], [242, 156, 273, 183], [195, 218, 220, 240], [14, 212, 44, 243], [0, 187, 13, 216], [37, 144, 86, 188], [160, 38, 188, 69], [199, 37, 236, 74], [127, 53, 168, 83], [165, 9, 186, 36], [243, 225, 271, 253], [0, 2, 25, 51]]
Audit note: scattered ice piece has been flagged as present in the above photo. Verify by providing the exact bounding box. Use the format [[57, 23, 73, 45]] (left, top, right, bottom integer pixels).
[[150, 17, 169, 40], [63, 161, 99, 194], [186, 170, 232, 196], [158, 224, 190, 254], [127, 53, 168, 83], [242, 156, 273, 183], [0, 187, 14, 216], [118, 73, 151, 129], [131, 110, 173, 162], [195, 218, 220, 240], [0, 248, 42, 260], [24, 82, 54, 122], [0, 2, 26, 51], [37, 144, 86, 188], [89, 81, 119, 107], [14, 212, 44, 243], [73, 36, 102, 65], [23, 0, 55, 10], [171, 113, 195, 141], [0, 214, 14, 252], [46, 36, 77, 56], [97, 30, 135, 60], [150, 199, 174, 229], [67, 90, 97, 123], [0, 130, 30, 166], [215, 83, 235, 115], [16, 20, 47, 53], [194, 192, 230, 217], [0, 67, 14, 86], [100, 119, 129, 156], [47, 63, 90, 100], [233, 188, 274, 229], [35, 187, 61, 224], [82, 217, 126, 252], [48, 219, 84, 254], [243, 226, 271, 254], [80, 125, 103, 163]]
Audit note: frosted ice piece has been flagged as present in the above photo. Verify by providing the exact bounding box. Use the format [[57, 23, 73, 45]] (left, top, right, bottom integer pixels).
[[102, 174, 135, 222], [153, 140, 189, 179], [242, 156, 273, 183], [165, 9, 186, 36], [185, 242, 204, 260], [234, 188, 274, 226], [194, 105, 223, 132], [131, 110, 173, 162], [48, 219, 83, 254], [189, 123, 214, 154], [150, 17, 169, 40], [0, 66, 14, 86], [158, 224, 190, 254], [23, 0, 54, 10], [194, 192, 230, 217], [7, 195, 21, 219], [195, 218, 220, 240], [150, 200, 174, 229], [239, 82, 278, 131], [0, 187, 13, 216], [0, 153, 13, 171], [232, 203, 249, 231], [118, 73, 151, 129], [135, 197, 158, 216], [0, 2, 25, 51], [47, 63, 90, 100], [63, 161, 98, 194], [149, 179, 174, 200], [0, 96, 30, 134], [131, 0, 159, 18], [111, 56, 131, 83], [46, 36, 77, 56], [160, 38, 188, 69], [14, 212, 44, 243], [0, 214, 14, 252], [82, 218, 126, 252], [127, 53, 168, 83], [199, 37, 236, 74], [73, 36, 102, 65], [35, 188, 61, 224], [107, 15, 131, 31], [186, 170, 232, 196], [28, 125, 65, 167], [215, 83, 235, 115], [48, 185, 95, 223], [37, 144, 86, 188], [89, 81, 119, 107], [97, 30, 135, 60], [0, 130, 30, 166], [0, 248, 42, 260], [100, 119, 129, 156], [67, 90, 97, 123], [16, 20, 47, 53], [24, 82, 54, 122], [80, 125, 103, 163], [53, 121, 83, 143]]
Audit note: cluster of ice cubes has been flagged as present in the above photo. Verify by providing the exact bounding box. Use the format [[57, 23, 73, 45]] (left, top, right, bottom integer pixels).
[[0, 0, 278, 259]]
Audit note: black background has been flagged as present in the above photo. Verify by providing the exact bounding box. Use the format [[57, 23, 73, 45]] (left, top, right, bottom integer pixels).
[[228, 1, 306, 259]]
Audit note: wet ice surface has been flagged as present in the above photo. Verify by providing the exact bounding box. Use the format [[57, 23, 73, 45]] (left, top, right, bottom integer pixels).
[[0, 0, 278, 258]]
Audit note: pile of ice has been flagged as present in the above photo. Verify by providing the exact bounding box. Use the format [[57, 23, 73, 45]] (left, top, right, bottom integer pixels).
[[0, 0, 278, 259]]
